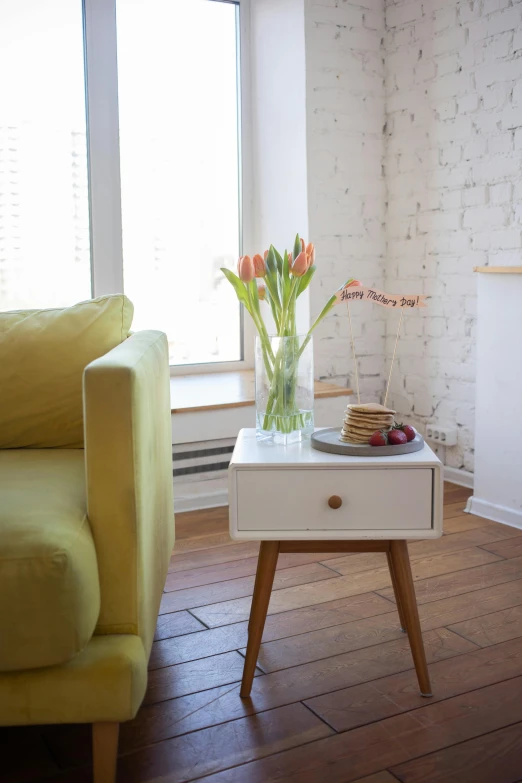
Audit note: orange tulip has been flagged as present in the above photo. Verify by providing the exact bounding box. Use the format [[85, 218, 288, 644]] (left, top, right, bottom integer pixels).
[[263, 249, 268, 261], [291, 250, 308, 277], [305, 242, 315, 268], [288, 252, 293, 266], [300, 237, 305, 253], [257, 284, 266, 300], [237, 255, 255, 282], [253, 253, 266, 278]]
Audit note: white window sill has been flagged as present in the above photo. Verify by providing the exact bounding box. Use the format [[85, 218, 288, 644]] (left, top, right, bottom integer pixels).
[[170, 369, 352, 414]]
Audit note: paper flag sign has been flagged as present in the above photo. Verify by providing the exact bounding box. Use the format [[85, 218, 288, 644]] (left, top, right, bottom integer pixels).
[[335, 284, 427, 309]]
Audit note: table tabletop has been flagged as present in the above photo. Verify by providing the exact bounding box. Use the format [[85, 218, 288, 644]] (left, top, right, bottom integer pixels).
[[230, 428, 441, 470]]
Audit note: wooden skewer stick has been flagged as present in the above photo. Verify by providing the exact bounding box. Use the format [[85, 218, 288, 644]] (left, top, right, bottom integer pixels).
[[346, 303, 361, 404], [384, 307, 404, 409]]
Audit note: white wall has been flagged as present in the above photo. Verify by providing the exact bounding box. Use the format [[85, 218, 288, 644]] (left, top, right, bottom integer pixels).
[[468, 272, 522, 527], [250, 0, 310, 332], [305, 0, 387, 399], [384, 0, 522, 472]]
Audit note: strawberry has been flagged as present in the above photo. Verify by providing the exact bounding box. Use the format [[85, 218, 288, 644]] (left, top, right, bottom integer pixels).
[[394, 422, 416, 442], [369, 431, 388, 447], [401, 424, 416, 442], [388, 428, 407, 446]]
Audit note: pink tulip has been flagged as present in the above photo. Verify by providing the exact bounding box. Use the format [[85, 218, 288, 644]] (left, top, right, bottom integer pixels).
[[263, 249, 268, 261], [291, 250, 308, 277], [257, 284, 266, 300], [288, 252, 293, 265], [300, 237, 305, 253], [253, 253, 266, 278], [237, 255, 255, 282]]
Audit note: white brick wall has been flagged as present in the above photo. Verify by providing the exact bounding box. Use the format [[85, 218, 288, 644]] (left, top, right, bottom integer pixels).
[[305, 0, 387, 398], [385, 0, 522, 472], [305, 0, 522, 472]]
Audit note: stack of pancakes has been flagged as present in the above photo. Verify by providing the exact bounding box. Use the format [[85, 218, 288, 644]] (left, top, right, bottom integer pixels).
[[339, 403, 396, 444]]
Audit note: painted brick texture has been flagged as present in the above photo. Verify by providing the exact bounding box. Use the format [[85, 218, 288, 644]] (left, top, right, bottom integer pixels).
[[385, 0, 522, 472], [305, 0, 387, 399], [306, 0, 522, 472]]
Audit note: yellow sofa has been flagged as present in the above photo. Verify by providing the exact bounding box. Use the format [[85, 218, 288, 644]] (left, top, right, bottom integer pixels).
[[0, 297, 175, 783]]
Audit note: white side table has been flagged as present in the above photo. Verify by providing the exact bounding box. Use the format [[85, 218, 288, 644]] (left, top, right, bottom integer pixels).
[[229, 428, 443, 699]]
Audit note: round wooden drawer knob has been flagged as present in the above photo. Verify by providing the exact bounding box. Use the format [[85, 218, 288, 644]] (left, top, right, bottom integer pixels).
[[328, 495, 342, 509]]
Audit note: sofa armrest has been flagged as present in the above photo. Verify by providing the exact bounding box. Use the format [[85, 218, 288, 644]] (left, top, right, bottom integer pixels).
[[84, 330, 174, 655]]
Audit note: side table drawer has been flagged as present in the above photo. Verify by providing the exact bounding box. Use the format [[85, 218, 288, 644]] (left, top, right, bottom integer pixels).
[[235, 468, 433, 534]]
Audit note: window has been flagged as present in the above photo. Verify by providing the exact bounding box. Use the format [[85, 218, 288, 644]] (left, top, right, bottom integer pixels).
[[0, 0, 91, 310], [0, 0, 245, 369]]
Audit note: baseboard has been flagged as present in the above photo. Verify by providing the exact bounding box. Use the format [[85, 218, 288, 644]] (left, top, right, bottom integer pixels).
[[444, 466, 474, 489], [174, 488, 229, 513], [465, 496, 522, 531]]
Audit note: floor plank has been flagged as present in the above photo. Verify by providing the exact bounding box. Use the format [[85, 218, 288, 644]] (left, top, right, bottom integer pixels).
[[448, 604, 522, 648], [168, 540, 260, 571], [138, 630, 477, 739], [191, 547, 503, 628], [159, 561, 336, 615], [442, 484, 472, 504], [144, 651, 258, 705], [305, 635, 522, 732], [442, 501, 475, 519], [153, 610, 206, 641], [390, 722, 522, 783], [183, 676, 522, 783], [480, 535, 522, 560], [165, 550, 344, 593], [377, 555, 522, 606], [150, 591, 392, 669], [118, 702, 332, 783], [174, 506, 229, 540], [169, 532, 259, 573], [326, 545, 501, 579], [322, 528, 512, 574], [442, 514, 497, 534], [245, 613, 473, 674], [352, 774, 400, 783]]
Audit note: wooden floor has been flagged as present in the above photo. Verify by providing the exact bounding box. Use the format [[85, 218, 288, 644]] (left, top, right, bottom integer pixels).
[[5, 482, 522, 783]]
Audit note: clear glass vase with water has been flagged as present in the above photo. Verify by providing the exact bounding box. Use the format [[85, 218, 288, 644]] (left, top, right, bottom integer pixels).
[[255, 334, 314, 444]]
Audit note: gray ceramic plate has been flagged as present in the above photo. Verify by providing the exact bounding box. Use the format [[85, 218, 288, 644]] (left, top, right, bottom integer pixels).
[[311, 428, 425, 457]]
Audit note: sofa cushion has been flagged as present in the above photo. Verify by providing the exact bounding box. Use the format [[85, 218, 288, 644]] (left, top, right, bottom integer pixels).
[[0, 449, 100, 671], [0, 294, 133, 448]]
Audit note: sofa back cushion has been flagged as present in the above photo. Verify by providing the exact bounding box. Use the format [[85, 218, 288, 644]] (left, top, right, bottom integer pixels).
[[0, 295, 133, 448]]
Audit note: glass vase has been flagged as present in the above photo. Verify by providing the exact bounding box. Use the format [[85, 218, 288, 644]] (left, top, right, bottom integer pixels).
[[255, 334, 314, 445]]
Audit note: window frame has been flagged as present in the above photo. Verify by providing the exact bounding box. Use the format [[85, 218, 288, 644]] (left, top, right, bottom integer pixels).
[[83, 0, 253, 373]]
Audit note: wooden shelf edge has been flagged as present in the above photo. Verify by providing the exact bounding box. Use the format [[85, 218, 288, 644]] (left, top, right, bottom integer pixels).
[[474, 266, 522, 274], [171, 370, 352, 414]]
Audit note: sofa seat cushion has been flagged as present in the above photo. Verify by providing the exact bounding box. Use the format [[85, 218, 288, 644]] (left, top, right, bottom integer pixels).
[[0, 450, 100, 671]]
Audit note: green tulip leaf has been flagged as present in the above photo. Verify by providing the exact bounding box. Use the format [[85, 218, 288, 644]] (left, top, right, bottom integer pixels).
[[265, 246, 278, 277], [296, 264, 315, 297], [221, 267, 251, 311], [293, 233, 301, 260], [273, 247, 284, 276], [309, 292, 337, 333]]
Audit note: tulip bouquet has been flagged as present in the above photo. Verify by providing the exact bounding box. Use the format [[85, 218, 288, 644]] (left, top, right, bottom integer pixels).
[[221, 235, 342, 441]]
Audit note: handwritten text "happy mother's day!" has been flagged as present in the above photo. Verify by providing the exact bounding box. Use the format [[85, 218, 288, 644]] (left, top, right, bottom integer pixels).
[[335, 285, 428, 309]]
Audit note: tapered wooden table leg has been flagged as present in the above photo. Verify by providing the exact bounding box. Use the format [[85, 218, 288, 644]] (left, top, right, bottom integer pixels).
[[389, 539, 432, 697], [248, 544, 263, 636], [386, 550, 408, 632], [240, 541, 279, 698]]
